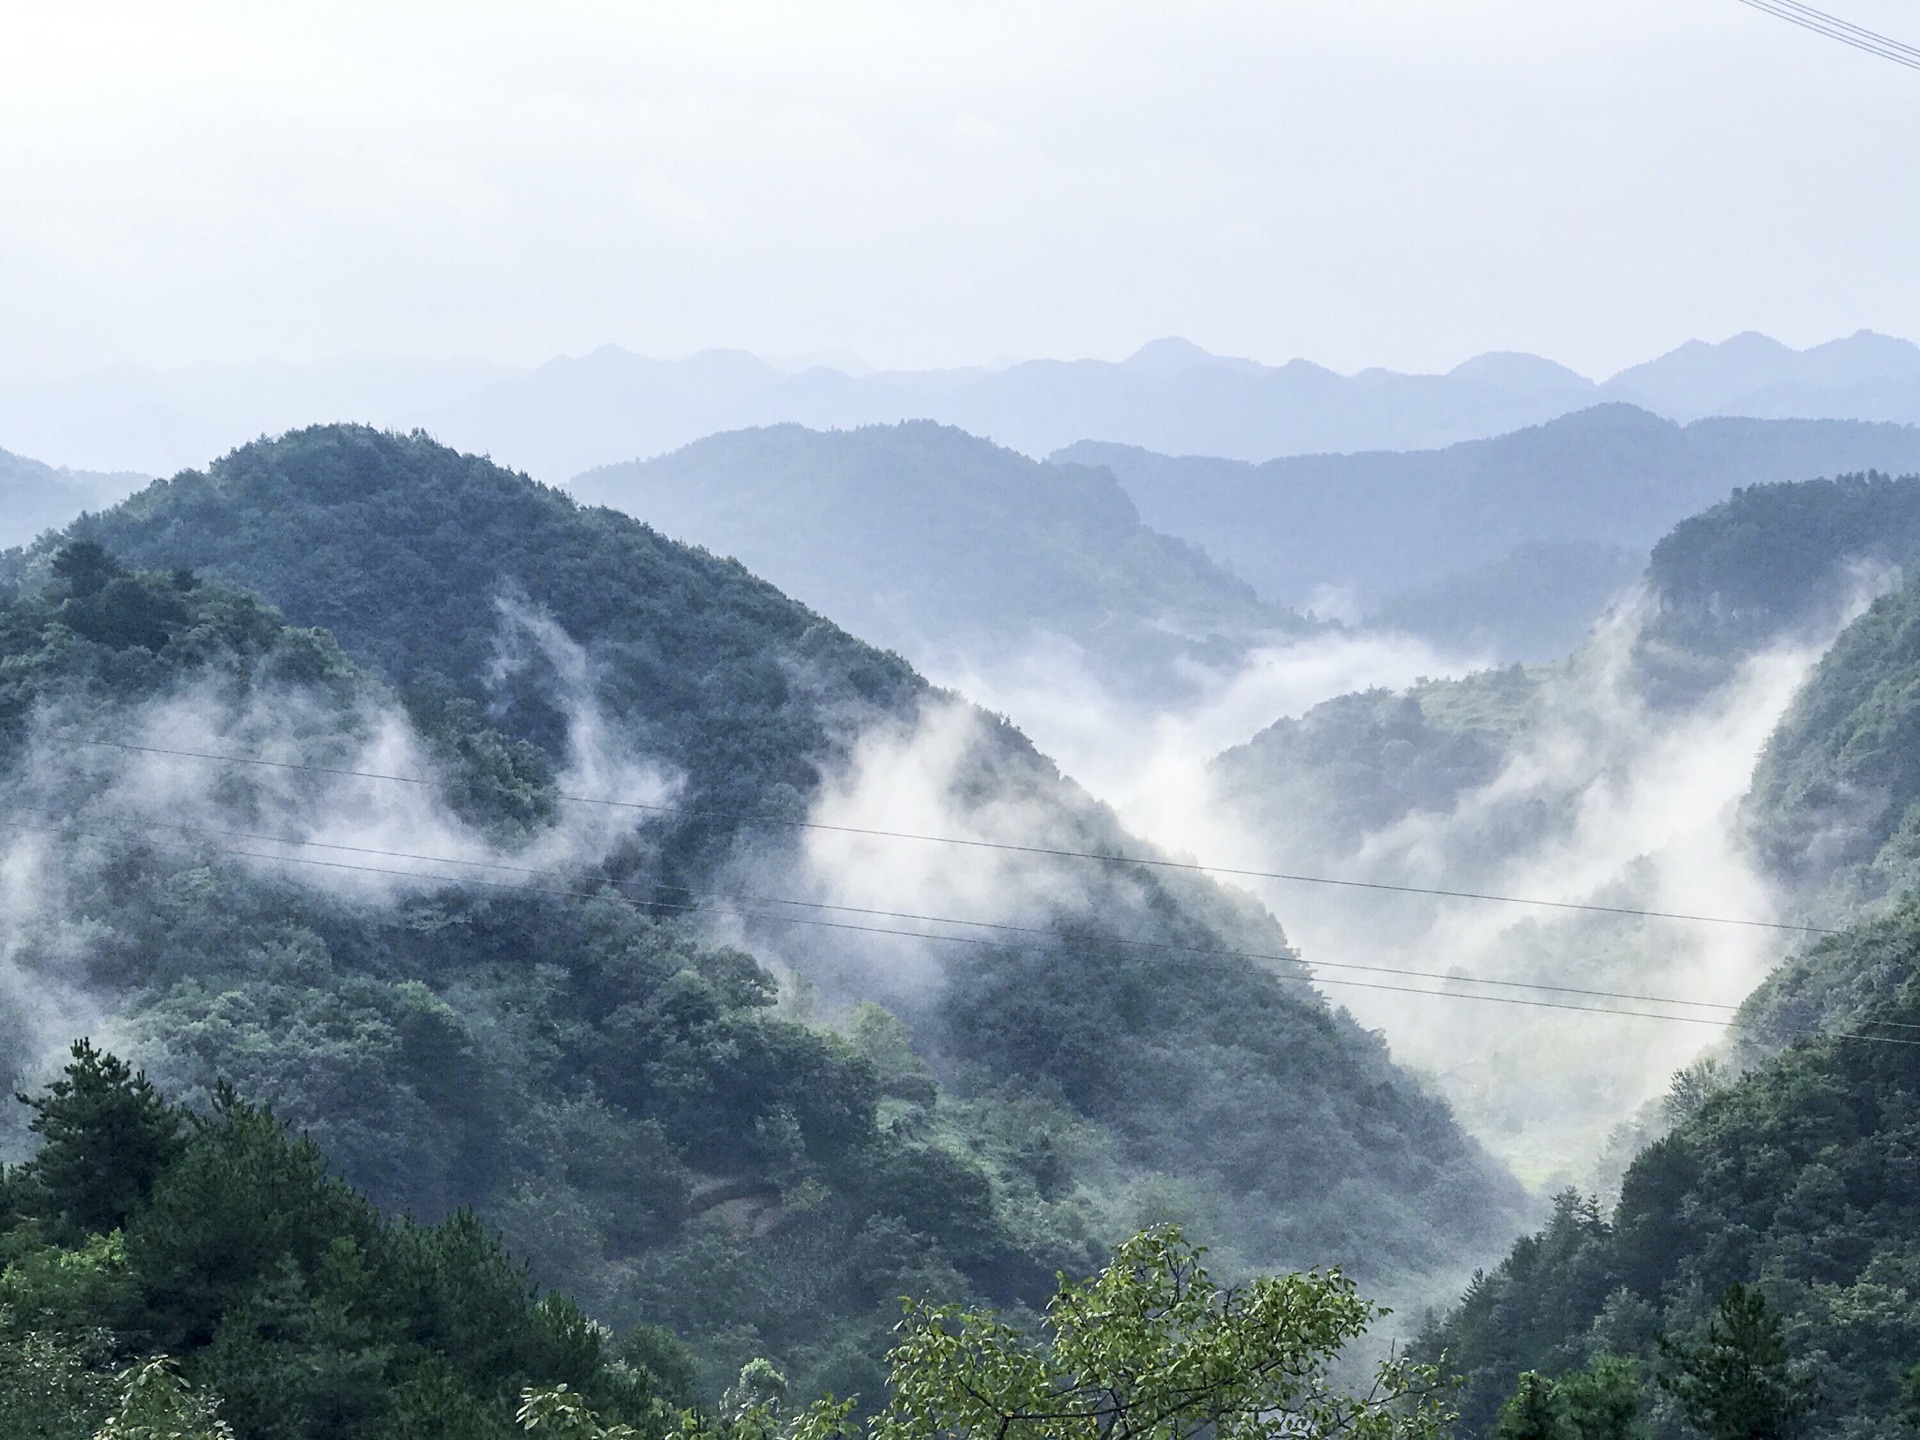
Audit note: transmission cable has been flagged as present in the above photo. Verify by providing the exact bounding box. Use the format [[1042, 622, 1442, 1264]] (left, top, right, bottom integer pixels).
[[75, 739, 1838, 936], [15, 803, 1770, 1015], [12, 810, 1917, 1047], [1730, 0, 1920, 69]]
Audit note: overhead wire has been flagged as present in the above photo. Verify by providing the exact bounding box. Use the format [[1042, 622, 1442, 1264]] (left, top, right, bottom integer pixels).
[[9, 804, 1765, 1014], [11, 804, 1919, 1047], [76, 739, 1839, 936], [1730, 0, 1920, 69]]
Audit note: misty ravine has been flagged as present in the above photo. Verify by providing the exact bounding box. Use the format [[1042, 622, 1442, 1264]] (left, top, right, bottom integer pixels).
[[3, 426, 1920, 1440]]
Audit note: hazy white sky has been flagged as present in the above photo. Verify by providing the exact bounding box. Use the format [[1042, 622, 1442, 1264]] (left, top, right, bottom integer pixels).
[[6, 0, 1920, 380]]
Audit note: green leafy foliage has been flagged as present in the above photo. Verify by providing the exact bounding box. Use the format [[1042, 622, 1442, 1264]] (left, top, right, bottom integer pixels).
[[0, 1323, 118, 1440], [527, 1228, 1449, 1440], [0, 1049, 669, 1440], [14, 1042, 183, 1242], [846, 1226, 1449, 1440], [1491, 1357, 1646, 1440], [91, 1359, 233, 1440]]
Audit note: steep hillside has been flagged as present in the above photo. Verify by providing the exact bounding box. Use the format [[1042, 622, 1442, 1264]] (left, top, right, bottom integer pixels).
[[1405, 477, 1920, 1436], [0, 546, 1048, 1402], [1644, 471, 1920, 659], [1196, 473, 1920, 1182], [1062, 409, 1920, 659], [570, 422, 1307, 702], [1418, 903, 1920, 1440], [1, 427, 1522, 1371], [1208, 473, 1920, 885], [1743, 573, 1920, 916]]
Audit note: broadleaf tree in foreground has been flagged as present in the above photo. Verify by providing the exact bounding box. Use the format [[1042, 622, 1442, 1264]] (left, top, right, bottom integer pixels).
[[526, 1226, 1451, 1440]]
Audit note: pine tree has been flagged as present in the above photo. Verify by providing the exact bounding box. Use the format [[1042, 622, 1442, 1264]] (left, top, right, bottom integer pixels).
[[1494, 1373, 1570, 1440], [15, 1038, 183, 1239], [1658, 1285, 1814, 1440]]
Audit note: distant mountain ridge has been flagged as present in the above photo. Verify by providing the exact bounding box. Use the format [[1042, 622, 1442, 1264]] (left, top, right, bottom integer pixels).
[[12, 329, 1920, 480], [572, 421, 1308, 703], [0, 446, 149, 550], [1063, 405, 1920, 660]]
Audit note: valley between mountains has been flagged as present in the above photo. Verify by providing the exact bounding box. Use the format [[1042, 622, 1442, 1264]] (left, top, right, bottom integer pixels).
[[3, 410, 1920, 1440]]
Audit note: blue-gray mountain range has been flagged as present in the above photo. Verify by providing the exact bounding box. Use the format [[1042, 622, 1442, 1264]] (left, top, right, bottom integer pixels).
[[11, 329, 1920, 480], [576, 408, 1920, 681]]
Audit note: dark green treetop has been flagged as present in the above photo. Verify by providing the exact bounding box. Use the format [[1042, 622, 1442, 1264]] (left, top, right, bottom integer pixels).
[[1657, 1285, 1814, 1440]]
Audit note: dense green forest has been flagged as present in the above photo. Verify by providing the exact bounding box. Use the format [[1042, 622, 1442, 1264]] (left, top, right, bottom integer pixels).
[[1645, 472, 1920, 659], [0, 425, 1522, 1405], [1416, 900, 1920, 1440], [1739, 518, 1920, 918], [11, 432, 1920, 1440], [0, 1038, 1441, 1440], [1410, 474, 1920, 1439], [0, 544, 1092, 1403], [1, 1042, 675, 1439]]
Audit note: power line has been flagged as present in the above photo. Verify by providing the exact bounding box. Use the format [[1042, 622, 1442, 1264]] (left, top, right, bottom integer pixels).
[[13, 811, 1918, 1047], [1731, 0, 1920, 69], [77, 739, 1837, 936], [19, 804, 1766, 1014]]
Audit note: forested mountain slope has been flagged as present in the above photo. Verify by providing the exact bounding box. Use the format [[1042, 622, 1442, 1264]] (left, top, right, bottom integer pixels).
[[0, 425, 1521, 1391], [1736, 502, 1920, 919], [1063, 408, 1920, 659], [0, 545, 1023, 1403], [1196, 471, 1920, 1184], [1418, 903, 1920, 1440], [1415, 476, 1920, 1440], [1215, 470, 1920, 875], [1643, 470, 1920, 659], [570, 422, 1308, 702]]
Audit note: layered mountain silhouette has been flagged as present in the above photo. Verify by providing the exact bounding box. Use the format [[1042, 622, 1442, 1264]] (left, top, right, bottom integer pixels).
[[11, 330, 1920, 480], [572, 421, 1308, 702], [1065, 405, 1920, 658]]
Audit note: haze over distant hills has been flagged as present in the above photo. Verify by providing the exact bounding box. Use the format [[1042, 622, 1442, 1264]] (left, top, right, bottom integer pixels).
[[572, 422, 1308, 703], [1064, 405, 1920, 659], [11, 329, 1920, 480], [573, 409, 1920, 695], [0, 447, 150, 549]]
